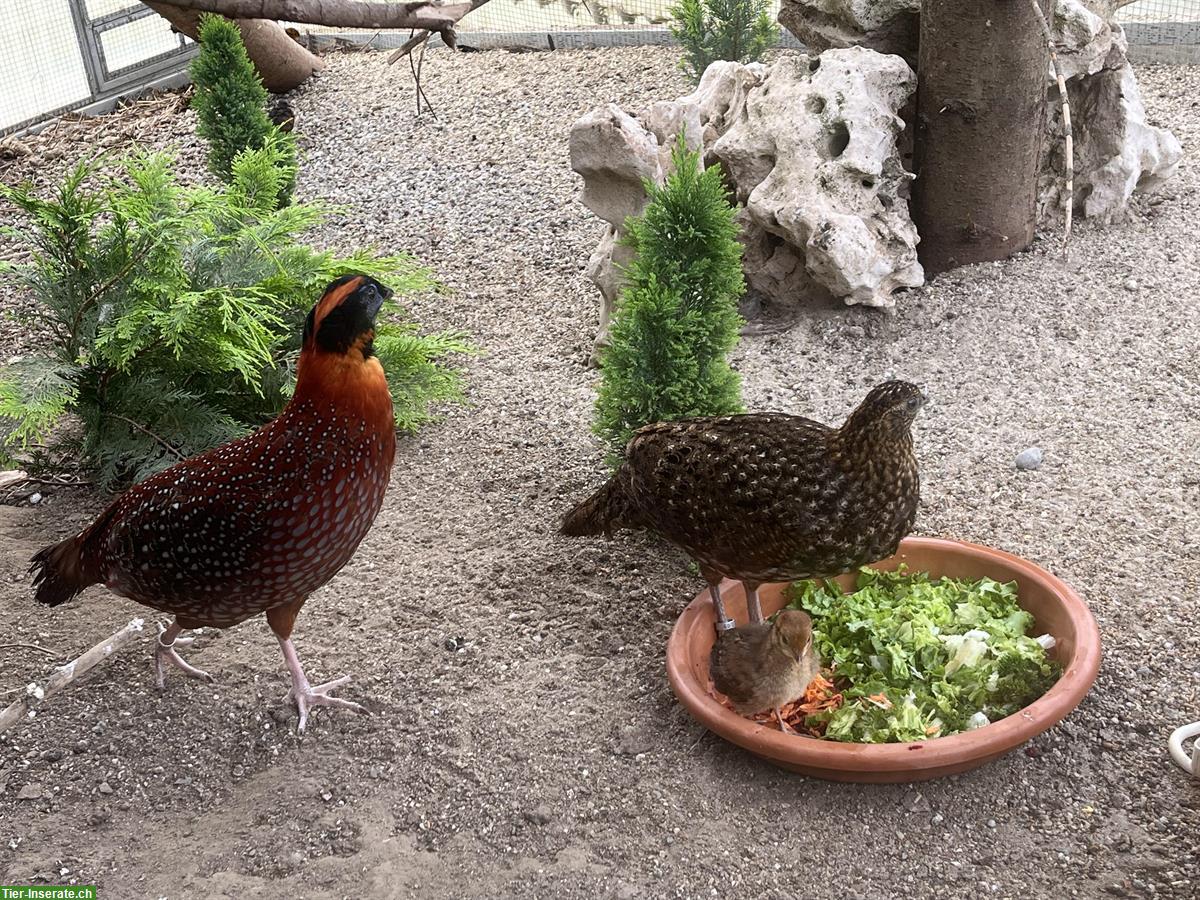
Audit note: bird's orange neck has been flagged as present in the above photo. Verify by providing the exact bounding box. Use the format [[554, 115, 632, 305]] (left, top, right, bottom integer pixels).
[[292, 333, 394, 429]]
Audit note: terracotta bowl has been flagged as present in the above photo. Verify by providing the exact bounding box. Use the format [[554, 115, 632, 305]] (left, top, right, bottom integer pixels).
[[665, 536, 1102, 783]]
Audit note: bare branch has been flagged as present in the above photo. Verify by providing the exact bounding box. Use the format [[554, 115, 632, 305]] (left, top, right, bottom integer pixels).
[[0, 619, 146, 733], [156, 0, 490, 31], [387, 29, 432, 64], [1027, 0, 1074, 255]]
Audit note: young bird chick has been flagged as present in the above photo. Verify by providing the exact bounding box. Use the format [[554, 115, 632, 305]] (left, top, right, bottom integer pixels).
[[29, 275, 396, 731], [561, 381, 926, 631], [710, 609, 819, 733]]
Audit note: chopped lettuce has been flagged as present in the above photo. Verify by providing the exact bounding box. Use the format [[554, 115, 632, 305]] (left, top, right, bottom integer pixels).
[[786, 568, 1060, 743]]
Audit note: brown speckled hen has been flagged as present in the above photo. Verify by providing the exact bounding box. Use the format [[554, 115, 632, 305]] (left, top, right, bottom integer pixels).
[[29, 275, 396, 731], [562, 381, 925, 630], [711, 609, 820, 733]]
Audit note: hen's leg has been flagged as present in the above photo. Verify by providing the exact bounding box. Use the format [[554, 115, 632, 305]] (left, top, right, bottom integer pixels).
[[743, 581, 764, 624], [700, 565, 736, 633], [708, 584, 736, 632], [153, 620, 214, 690], [276, 636, 366, 732], [775, 707, 799, 735]]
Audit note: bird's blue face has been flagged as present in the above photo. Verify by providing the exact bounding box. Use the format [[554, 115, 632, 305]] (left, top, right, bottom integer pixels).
[[304, 275, 394, 356]]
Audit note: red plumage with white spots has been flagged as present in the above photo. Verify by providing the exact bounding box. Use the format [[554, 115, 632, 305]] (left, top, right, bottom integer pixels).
[[29, 275, 397, 730]]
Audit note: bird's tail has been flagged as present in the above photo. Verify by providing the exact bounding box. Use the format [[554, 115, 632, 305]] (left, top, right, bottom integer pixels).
[[561, 477, 639, 537], [29, 536, 96, 607]]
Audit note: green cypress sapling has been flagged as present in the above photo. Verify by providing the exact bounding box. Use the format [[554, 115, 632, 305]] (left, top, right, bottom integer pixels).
[[0, 147, 470, 489], [594, 136, 745, 454], [670, 0, 779, 83], [190, 13, 296, 206]]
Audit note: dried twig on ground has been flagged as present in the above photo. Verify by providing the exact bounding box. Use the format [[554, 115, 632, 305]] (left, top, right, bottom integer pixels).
[[0, 643, 55, 655], [0, 619, 147, 733]]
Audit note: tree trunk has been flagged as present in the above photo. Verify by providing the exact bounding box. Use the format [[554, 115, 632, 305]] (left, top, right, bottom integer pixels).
[[147, 2, 325, 93], [912, 0, 1051, 274]]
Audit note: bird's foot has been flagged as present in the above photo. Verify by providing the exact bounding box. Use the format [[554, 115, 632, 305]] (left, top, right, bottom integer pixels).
[[153, 625, 214, 691], [288, 674, 366, 733], [775, 707, 799, 735]]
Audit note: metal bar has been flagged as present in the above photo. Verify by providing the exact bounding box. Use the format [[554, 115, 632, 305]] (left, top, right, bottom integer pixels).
[[65, 0, 104, 96], [86, 1, 195, 93], [101, 43, 198, 93], [90, 3, 157, 32]]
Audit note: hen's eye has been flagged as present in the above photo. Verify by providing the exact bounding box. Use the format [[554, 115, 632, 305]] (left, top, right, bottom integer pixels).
[[905, 397, 920, 411]]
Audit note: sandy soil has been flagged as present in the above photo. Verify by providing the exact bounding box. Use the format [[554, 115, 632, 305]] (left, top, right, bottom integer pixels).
[[1, 47, 1198, 899]]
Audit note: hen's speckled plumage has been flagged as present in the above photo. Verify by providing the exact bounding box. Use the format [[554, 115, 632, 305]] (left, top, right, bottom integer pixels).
[[30, 275, 396, 729], [563, 381, 925, 625]]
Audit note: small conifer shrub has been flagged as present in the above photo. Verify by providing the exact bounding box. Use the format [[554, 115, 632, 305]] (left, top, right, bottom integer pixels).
[[0, 146, 470, 489], [669, 0, 779, 83], [190, 13, 295, 206], [594, 137, 745, 455]]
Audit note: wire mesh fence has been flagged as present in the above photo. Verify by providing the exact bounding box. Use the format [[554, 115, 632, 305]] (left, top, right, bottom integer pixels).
[[0, 0, 192, 135], [0, 0, 1197, 137]]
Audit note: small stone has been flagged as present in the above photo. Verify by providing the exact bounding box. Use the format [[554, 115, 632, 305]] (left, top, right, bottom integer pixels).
[[614, 726, 654, 757], [39, 748, 64, 763], [1122, 278, 1140, 292], [522, 803, 553, 825], [28, 492, 41, 504], [903, 790, 930, 814], [1015, 447, 1044, 471], [98, 781, 113, 795], [17, 783, 43, 801]]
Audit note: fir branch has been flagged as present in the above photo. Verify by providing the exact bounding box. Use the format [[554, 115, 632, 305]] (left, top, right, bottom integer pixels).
[[103, 413, 186, 461]]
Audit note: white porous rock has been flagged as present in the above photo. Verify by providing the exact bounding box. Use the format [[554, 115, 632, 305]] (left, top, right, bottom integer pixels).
[[675, 60, 767, 151], [1053, 0, 1128, 81], [569, 104, 661, 230], [779, 0, 1183, 224], [713, 48, 923, 308], [778, 0, 920, 65], [1053, 62, 1183, 223], [568, 63, 765, 362], [569, 104, 661, 363]]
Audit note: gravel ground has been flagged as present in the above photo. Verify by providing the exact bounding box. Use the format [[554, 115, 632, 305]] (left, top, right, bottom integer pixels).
[[1, 46, 1198, 900]]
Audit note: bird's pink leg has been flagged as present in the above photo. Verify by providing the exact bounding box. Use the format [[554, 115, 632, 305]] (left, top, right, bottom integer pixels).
[[775, 707, 799, 735], [153, 620, 214, 690], [744, 581, 764, 624], [708, 583, 736, 632], [277, 636, 366, 733]]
